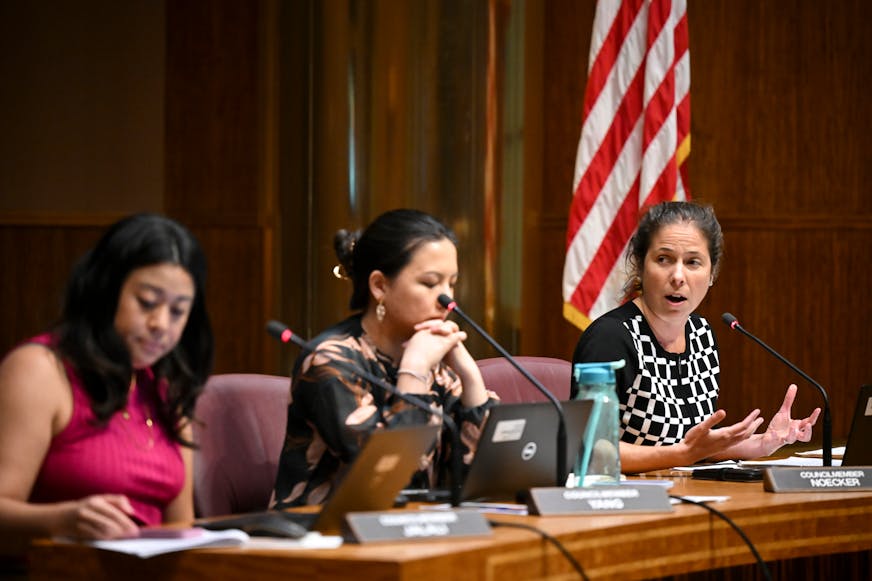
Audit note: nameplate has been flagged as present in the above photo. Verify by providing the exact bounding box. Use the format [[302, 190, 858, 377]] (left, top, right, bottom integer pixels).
[[344, 510, 492, 543], [527, 485, 673, 516], [764, 467, 872, 492]]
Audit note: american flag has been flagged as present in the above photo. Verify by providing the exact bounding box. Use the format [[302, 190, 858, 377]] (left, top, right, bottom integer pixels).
[[562, 0, 691, 330]]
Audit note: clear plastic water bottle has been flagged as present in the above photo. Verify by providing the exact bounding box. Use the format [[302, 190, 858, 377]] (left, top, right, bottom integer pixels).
[[572, 360, 624, 487]]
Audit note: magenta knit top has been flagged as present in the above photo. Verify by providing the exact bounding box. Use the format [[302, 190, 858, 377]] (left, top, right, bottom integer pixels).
[[27, 335, 185, 526]]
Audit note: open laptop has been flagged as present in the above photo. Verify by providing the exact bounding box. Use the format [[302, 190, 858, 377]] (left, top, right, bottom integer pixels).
[[841, 384, 872, 466], [459, 399, 593, 502], [198, 423, 439, 537]]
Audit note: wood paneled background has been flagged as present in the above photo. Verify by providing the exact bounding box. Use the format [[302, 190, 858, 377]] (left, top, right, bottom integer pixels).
[[1, 0, 869, 446]]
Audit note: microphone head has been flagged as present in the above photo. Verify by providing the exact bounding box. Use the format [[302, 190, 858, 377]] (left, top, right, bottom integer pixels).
[[266, 320, 289, 341], [721, 312, 739, 329], [437, 294, 456, 309], [266, 319, 307, 348]]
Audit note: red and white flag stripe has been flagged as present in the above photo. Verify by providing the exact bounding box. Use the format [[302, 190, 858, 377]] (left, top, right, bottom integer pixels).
[[563, 0, 690, 330]]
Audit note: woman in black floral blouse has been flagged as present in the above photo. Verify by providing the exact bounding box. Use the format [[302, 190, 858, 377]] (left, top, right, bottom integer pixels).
[[271, 209, 499, 507]]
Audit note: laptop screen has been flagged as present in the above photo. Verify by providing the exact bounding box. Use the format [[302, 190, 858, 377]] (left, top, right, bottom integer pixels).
[[315, 423, 440, 533], [841, 385, 872, 467], [460, 399, 592, 501], [197, 423, 440, 537]]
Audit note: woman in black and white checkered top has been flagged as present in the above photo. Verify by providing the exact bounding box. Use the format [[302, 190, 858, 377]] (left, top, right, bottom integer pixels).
[[572, 202, 820, 474]]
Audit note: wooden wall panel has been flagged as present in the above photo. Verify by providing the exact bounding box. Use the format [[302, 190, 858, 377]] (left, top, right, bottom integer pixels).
[[520, 0, 595, 359], [190, 226, 273, 374], [689, 0, 872, 216], [275, 0, 312, 372], [528, 0, 872, 442], [0, 225, 106, 357], [164, 1, 264, 225], [164, 0, 278, 373], [0, 2, 164, 216]]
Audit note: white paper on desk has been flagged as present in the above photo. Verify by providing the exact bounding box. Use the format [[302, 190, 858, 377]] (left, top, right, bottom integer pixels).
[[740, 456, 843, 467], [794, 446, 845, 459], [624, 479, 675, 489], [670, 495, 730, 505], [671, 460, 739, 472], [245, 532, 343, 550], [83, 527, 249, 558], [428, 502, 528, 515]]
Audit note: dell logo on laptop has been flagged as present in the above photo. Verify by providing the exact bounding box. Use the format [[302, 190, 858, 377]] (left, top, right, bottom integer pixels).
[[521, 442, 538, 460]]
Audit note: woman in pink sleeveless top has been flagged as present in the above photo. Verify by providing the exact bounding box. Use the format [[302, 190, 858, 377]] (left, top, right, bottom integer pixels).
[[0, 214, 213, 556]]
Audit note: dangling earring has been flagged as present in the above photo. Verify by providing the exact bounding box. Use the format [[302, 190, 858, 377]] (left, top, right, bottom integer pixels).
[[709, 277, 714, 287], [376, 300, 386, 323]]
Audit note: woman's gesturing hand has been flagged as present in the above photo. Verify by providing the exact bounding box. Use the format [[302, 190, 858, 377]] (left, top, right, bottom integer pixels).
[[679, 408, 765, 464], [757, 384, 821, 456]]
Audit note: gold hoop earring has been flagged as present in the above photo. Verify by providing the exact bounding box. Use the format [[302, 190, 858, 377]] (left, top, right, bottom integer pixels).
[[376, 300, 386, 323]]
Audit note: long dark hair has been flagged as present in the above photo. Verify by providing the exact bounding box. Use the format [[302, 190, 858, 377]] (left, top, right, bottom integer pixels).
[[54, 213, 214, 441], [333, 209, 458, 310]]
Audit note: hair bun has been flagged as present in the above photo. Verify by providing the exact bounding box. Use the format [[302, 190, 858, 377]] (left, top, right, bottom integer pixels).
[[332, 229, 360, 277]]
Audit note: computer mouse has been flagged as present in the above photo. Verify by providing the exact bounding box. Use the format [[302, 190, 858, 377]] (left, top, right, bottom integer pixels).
[[240, 512, 309, 539], [199, 511, 310, 539]]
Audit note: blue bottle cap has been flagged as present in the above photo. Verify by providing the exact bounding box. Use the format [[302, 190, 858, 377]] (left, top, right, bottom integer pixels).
[[576, 365, 611, 385], [573, 359, 625, 385]]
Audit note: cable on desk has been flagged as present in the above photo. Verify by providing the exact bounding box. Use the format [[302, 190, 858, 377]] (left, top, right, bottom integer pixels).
[[669, 495, 772, 581], [487, 520, 590, 581]]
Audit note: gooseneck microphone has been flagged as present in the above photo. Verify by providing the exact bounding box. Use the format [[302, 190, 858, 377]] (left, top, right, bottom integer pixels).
[[721, 313, 832, 467], [438, 295, 569, 486], [266, 320, 308, 349], [266, 320, 463, 506]]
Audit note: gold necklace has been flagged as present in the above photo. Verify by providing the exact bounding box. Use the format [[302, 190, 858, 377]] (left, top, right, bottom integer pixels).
[[123, 377, 155, 449]]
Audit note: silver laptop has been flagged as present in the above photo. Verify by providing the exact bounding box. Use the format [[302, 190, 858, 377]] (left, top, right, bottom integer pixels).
[[841, 385, 872, 466], [460, 399, 593, 501], [199, 423, 439, 536]]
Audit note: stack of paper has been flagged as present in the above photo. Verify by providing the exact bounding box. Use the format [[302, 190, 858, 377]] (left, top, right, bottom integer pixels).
[[81, 528, 249, 558]]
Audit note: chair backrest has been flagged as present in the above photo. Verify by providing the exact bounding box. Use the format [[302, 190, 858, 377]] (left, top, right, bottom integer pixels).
[[192, 373, 290, 517], [476, 356, 572, 403]]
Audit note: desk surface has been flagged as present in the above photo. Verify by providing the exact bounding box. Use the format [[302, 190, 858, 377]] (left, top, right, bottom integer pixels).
[[29, 477, 872, 581]]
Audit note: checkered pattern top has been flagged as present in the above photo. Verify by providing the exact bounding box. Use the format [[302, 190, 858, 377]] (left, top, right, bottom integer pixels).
[[572, 302, 720, 446]]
